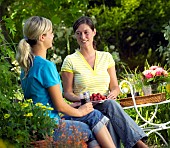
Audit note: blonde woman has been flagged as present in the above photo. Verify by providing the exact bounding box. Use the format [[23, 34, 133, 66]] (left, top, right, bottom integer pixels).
[[16, 16, 115, 148]]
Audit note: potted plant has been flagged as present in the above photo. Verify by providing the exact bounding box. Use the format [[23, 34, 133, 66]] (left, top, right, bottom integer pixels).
[[142, 65, 170, 94], [119, 65, 143, 97], [0, 97, 56, 147]]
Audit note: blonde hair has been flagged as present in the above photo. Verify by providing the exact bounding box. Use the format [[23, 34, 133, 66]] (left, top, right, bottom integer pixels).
[[16, 16, 52, 77]]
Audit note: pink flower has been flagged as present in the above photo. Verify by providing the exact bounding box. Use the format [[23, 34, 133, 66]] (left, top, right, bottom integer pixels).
[[142, 70, 153, 79], [162, 70, 168, 76], [150, 70, 156, 77], [149, 66, 159, 70], [142, 65, 169, 85], [155, 67, 164, 76]]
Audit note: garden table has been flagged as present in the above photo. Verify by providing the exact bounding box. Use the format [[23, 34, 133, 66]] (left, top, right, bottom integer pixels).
[[119, 80, 170, 146]]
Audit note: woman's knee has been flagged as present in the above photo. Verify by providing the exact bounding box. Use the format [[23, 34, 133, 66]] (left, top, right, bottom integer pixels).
[[90, 109, 104, 117], [99, 100, 125, 118], [103, 100, 120, 110]]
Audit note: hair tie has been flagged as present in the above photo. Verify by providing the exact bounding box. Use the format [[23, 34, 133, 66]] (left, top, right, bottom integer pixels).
[[24, 37, 37, 46]]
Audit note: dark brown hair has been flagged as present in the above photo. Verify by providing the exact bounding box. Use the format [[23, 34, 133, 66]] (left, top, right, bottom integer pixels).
[[73, 16, 97, 49]]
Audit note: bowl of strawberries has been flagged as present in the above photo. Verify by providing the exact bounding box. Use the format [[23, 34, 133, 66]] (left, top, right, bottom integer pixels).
[[90, 93, 107, 104]]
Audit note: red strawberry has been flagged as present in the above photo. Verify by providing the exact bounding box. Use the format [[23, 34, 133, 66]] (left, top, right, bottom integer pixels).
[[97, 97, 102, 100], [101, 96, 106, 100], [93, 97, 98, 101], [92, 93, 97, 97], [97, 93, 101, 96]]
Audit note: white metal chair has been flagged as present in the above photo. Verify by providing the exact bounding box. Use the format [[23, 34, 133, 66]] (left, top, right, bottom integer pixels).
[[119, 80, 170, 146]]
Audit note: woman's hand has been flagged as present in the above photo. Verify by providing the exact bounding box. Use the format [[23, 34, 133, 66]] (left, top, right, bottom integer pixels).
[[78, 102, 94, 117], [107, 89, 118, 100], [107, 65, 120, 100]]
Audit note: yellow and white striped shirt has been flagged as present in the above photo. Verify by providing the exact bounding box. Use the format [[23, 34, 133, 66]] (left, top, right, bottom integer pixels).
[[61, 50, 115, 96]]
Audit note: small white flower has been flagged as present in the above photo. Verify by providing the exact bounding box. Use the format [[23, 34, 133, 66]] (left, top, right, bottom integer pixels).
[[122, 87, 129, 93]]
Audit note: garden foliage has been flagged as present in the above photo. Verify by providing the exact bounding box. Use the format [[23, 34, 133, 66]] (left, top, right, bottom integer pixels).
[[0, 0, 170, 146]]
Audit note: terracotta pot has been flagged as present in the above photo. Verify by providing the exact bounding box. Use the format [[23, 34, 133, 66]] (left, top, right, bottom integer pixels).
[[31, 138, 87, 148], [54, 140, 87, 148], [31, 137, 53, 148]]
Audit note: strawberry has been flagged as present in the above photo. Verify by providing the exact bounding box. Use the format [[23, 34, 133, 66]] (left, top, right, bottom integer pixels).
[[102, 96, 106, 100], [92, 93, 97, 97], [97, 97, 102, 100], [93, 97, 98, 101], [97, 93, 101, 96]]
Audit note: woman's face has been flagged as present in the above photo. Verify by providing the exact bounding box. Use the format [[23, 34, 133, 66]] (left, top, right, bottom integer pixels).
[[75, 24, 96, 49]]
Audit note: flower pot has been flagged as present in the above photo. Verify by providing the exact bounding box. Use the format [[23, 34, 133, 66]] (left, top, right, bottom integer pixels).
[[31, 138, 87, 148], [55, 140, 87, 148], [31, 137, 53, 148], [31, 140, 50, 148]]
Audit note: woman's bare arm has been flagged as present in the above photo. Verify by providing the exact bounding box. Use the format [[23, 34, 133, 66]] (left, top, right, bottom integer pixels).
[[61, 71, 80, 102], [107, 66, 120, 99], [48, 84, 93, 117]]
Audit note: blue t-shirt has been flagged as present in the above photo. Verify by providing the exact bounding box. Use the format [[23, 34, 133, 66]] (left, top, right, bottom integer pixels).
[[21, 56, 62, 122]]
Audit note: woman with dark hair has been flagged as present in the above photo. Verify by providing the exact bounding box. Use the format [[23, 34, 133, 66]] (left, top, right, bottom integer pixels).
[[61, 16, 148, 148]]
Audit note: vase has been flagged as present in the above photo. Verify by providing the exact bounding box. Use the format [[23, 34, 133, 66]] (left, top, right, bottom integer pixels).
[[151, 83, 159, 94], [142, 85, 152, 95]]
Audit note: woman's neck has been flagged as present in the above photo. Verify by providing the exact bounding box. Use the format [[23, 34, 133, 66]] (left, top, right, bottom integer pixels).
[[79, 47, 96, 69], [32, 45, 47, 59], [80, 47, 96, 58]]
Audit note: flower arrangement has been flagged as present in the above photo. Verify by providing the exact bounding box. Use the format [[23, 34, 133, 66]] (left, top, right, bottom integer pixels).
[[0, 98, 56, 147], [142, 66, 169, 86]]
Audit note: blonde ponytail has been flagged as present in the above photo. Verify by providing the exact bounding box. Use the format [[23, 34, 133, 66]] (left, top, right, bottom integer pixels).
[[16, 16, 52, 78], [16, 38, 34, 77]]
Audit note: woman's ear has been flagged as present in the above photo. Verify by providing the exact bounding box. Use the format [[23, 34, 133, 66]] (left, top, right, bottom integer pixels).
[[93, 28, 96, 36], [39, 34, 45, 41]]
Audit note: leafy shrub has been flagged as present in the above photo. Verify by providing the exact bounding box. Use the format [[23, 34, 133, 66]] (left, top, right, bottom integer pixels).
[[0, 98, 56, 147], [157, 21, 170, 67]]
